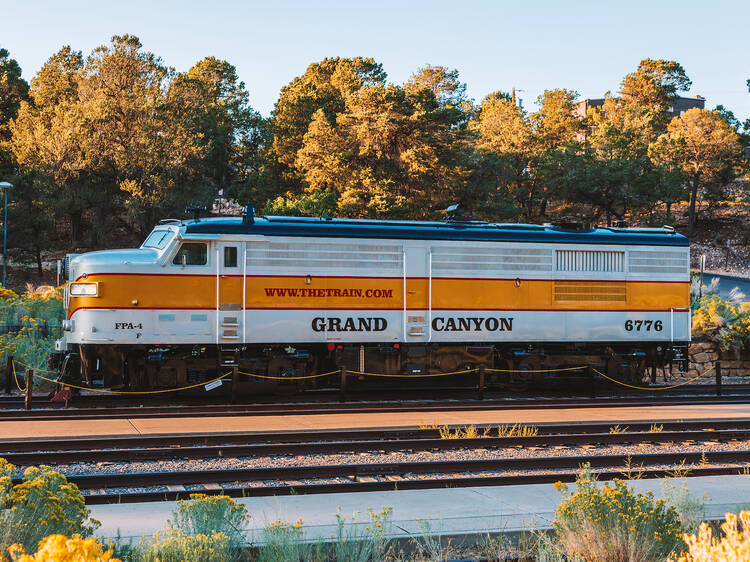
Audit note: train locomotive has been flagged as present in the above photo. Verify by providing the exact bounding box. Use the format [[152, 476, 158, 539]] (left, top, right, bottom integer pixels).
[[52, 206, 691, 393]]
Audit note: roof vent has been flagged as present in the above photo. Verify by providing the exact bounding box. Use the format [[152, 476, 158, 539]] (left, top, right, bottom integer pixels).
[[552, 220, 593, 233], [185, 206, 207, 222]]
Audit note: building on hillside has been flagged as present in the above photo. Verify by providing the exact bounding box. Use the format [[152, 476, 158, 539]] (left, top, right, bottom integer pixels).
[[573, 95, 705, 119]]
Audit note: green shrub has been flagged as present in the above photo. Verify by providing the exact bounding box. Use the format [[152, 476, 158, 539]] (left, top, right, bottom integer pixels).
[[131, 494, 249, 561], [0, 286, 63, 377], [552, 467, 683, 562], [257, 518, 326, 562], [331, 507, 393, 562], [257, 508, 393, 562], [0, 459, 100, 556], [135, 529, 233, 562], [168, 493, 248, 547]]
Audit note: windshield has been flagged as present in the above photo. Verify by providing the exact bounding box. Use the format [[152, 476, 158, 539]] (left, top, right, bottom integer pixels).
[[142, 229, 174, 249]]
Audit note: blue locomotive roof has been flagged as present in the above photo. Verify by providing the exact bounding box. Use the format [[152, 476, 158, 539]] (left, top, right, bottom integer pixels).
[[182, 216, 689, 246]]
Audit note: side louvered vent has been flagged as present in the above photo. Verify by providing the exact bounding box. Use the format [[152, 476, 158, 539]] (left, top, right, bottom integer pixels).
[[554, 281, 627, 301], [246, 242, 403, 272], [432, 247, 553, 273], [556, 250, 624, 272], [629, 250, 688, 275]]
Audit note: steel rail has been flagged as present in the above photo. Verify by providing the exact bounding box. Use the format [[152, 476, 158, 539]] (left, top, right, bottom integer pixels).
[[79, 466, 742, 506], [3, 392, 750, 421], [54, 450, 750, 504]]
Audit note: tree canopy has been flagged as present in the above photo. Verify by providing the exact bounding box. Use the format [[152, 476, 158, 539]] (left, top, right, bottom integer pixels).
[[0, 47, 746, 263]]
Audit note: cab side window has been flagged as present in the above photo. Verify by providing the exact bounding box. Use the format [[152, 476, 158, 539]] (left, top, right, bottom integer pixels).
[[224, 247, 238, 267], [173, 243, 207, 266]]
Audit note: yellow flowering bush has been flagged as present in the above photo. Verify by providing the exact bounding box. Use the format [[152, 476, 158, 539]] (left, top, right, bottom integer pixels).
[[673, 511, 750, 561], [0, 460, 99, 556], [135, 529, 233, 562], [169, 493, 248, 549], [0, 286, 63, 381], [692, 295, 750, 351], [7, 534, 118, 561], [553, 468, 683, 561], [130, 494, 249, 561]]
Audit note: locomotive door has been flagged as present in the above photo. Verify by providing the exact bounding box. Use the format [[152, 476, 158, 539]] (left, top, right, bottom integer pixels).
[[216, 241, 244, 344], [403, 246, 429, 341]]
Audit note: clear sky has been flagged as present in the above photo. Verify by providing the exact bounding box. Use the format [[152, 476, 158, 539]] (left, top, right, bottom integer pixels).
[[3, 0, 749, 121]]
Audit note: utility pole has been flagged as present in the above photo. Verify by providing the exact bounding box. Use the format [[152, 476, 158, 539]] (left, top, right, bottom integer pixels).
[[0, 182, 13, 287]]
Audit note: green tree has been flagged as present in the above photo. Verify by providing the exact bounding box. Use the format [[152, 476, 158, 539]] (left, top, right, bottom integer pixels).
[[0, 48, 29, 171], [580, 59, 694, 223], [531, 88, 582, 150], [270, 57, 386, 190], [0, 48, 29, 138], [620, 58, 692, 129], [405, 65, 470, 117], [650, 108, 742, 236], [471, 93, 541, 219], [171, 57, 261, 192], [12, 36, 259, 243], [296, 71, 474, 218]]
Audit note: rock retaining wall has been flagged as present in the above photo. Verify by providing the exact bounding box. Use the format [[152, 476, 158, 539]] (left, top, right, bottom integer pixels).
[[688, 341, 750, 378]]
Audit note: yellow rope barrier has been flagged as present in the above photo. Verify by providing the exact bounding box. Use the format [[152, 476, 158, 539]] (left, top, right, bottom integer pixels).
[[237, 369, 341, 381], [12, 361, 26, 393], [9, 355, 716, 395], [485, 365, 586, 373], [592, 365, 715, 391], [12, 360, 232, 395], [11, 360, 58, 376]]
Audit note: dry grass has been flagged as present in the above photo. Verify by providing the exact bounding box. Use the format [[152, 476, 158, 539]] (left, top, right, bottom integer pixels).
[[609, 424, 629, 434], [438, 424, 492, 439], [497, 424, 539, 437], [436, 423, 539, 439], [668, 459, 691, 479]]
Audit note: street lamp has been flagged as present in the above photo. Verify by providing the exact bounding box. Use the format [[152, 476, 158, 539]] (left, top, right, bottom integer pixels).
[[0, 182, 12, 287]]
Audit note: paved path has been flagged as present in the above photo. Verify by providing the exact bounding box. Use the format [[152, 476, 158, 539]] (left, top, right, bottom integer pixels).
[[4, 403, 750, 441], [92, 475, 750, 545]]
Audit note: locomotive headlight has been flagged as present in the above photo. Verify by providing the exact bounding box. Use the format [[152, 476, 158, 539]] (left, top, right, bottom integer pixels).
[[69, 282, 99, 297]]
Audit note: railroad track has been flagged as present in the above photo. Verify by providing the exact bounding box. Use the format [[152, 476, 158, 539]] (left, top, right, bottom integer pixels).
[[5, 419, 750, 504], [0, 388, 747, 421], [4, 419, 750, 466], [51, 451, 750, 505]]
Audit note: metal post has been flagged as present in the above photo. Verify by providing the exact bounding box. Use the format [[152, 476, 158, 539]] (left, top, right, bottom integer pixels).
[[589, 366, 596, 398], [4, 355, 11, 395], [339, 366, 347, 402], [24, 369, 33, 410], [478, 364, 485, 400], [716, 361, 722, 397], [2, 188, 6, 287], [231, 366, 239, 403]]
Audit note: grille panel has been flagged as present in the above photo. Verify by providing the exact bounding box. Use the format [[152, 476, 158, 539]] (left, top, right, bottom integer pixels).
[[554, 281, 627, 302]]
